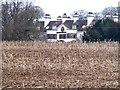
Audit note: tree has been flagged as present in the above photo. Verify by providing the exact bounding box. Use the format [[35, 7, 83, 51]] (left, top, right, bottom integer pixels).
[[94, 12, 102, 20], [2, 1, 44, 40], [102, 7, 118, 16], [84, 18, 120, 42], [71, 10, 88, 18]]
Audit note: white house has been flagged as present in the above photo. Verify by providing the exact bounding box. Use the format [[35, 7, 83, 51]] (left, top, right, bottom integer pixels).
[[46, 18, 87, 42], [38, 13, 95, 42], [46, 20, 78, 42]]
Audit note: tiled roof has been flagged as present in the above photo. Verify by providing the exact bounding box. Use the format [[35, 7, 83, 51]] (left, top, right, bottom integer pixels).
[[77, 19, 87, 31], [46, 19, 88, 31], [63, 20, 74, 29], [46, 21, 62, 30], [90, 20, 97, 26]]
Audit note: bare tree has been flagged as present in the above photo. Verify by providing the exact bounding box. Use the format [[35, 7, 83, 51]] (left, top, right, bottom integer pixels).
[[71, 10, 88, 18], [2, 1, 44, 40], [102, 6, 117, 16]]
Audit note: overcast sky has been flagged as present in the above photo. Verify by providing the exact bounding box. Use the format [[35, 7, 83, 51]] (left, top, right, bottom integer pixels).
[[34, 0, 120, 19]]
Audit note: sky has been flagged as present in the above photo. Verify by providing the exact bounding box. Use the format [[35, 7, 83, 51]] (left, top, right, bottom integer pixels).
[[34, 0, 120, 19]]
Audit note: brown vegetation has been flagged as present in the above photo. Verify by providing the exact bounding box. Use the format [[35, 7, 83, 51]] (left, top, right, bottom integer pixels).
[[2, 41, 119, 88]]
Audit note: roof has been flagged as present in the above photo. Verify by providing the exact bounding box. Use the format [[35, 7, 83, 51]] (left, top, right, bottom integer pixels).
[[63, 20, 74, 29], [46, 21, 62, 30], [77, 19, 87, 31], [89, 20, 97, 26], [46, 19, 88, 31]]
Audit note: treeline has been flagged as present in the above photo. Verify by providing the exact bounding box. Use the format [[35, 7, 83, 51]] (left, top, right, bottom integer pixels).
[[2, 1, 44, 41], [1, 1, 120, 42], [83, 18, 120, 42]]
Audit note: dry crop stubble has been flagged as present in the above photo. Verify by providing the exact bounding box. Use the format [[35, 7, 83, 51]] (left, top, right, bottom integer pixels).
[[2, 41, 119, 88]]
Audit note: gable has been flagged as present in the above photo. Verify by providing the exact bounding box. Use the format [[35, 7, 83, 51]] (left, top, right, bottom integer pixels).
[[57, 24, 68, 32]]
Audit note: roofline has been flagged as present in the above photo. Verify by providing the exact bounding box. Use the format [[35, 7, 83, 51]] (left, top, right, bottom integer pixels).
[[56, 23, 69, 30]]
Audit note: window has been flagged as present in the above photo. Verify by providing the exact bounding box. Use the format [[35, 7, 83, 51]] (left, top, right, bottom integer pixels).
[[47, 34, 57, 39], [72, 25, 77, 29], [52, 25, 57, 29], [59, 34, 66, 39], [67, 33, 76, 38]]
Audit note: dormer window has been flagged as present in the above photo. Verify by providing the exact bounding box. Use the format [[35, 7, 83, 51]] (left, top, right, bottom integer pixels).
[[52, 25, 57, 29], [72, 25, 77, 29]]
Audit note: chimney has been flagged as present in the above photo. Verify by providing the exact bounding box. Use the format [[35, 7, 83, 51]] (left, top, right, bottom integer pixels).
[[87, 12, 94, 26], [44, 14, 51, 27]]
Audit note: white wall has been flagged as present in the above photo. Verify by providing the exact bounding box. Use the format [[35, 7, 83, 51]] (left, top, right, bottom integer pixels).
[[87, 16, 94, 26], [46, 23, 80, 42], [66, 30, 77, 33], [58, 39, 76, 42], [113, 16, 118, 22], [47, 30, 57, 34], [57, 25, 68, 32], [44, 19, 51, 27], [72, 17, 79, 23], [40, 18, 51, 27], [77, 31, 84, 40]]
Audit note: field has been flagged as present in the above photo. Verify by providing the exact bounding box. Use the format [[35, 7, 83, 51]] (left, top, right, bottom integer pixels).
[[2, 41, 119, 88]]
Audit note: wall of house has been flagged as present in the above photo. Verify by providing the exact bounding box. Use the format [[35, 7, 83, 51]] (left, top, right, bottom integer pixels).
[[87, 16, 94, 26], [77, 31, 85, 40], [47, 30, 57, 34], [57, 25, 68, 32], [66, 30, 77, 33], [57, 38, 76, 42], [45, 14, 86, 42], [113, 16, 118, 22], [46, 29, 77, 42], [72, 17, 79, 23]]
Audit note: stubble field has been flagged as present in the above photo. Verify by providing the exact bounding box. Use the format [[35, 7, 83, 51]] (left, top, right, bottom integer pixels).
[[2, 41, 119, 88]]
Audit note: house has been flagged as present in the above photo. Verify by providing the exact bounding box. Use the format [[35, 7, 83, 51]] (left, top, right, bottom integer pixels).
[[46, 18, 87, 42], [46, 20, 78, 42], [37, 12, 97, 42], [105, 13, 118, 22], [76, 19, 87, 40]]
